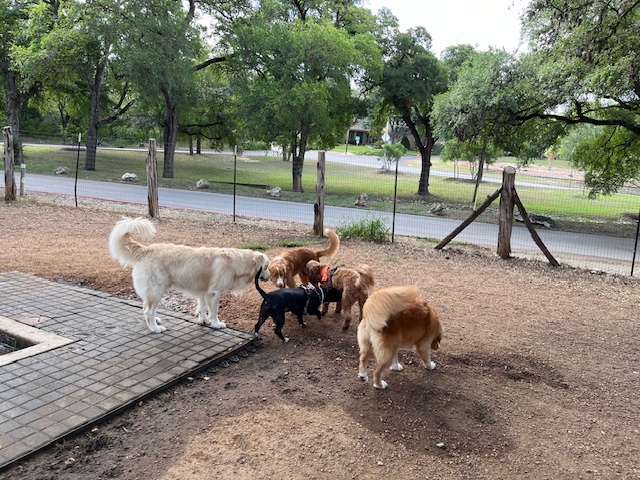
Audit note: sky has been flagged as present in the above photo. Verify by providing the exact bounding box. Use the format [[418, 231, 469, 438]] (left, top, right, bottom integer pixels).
[[365, 0, 529, 56]]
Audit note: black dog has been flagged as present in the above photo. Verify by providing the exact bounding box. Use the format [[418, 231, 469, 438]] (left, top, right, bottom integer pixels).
[[254, 268, 342, 342]]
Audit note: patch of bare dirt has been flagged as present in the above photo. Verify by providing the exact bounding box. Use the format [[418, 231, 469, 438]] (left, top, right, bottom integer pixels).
[[1, 194, 639, 480]]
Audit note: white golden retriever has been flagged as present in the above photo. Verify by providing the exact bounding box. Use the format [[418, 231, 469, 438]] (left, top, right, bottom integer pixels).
[[109, 217, 271, 333]]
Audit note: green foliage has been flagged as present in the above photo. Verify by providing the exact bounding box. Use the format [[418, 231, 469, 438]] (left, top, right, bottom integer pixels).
[[337, 216, 390, 243], [238, 243, 269, 250], [517, 0, 640, 194], [276, 240, 310, 248], [377, 142, 407, 171], [226, 1, 381, 191], [571, 127, 640, 197], [373, 22, 447, 195]]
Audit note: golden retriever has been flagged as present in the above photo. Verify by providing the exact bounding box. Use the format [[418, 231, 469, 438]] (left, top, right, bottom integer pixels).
[[357, 285, 443, 389], [109, 217, 270, 333], [303, 260, 375, 330], [268, 230, 339, 288]]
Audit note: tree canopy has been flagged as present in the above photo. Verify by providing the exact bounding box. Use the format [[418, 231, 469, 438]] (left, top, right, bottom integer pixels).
[[2, 0, 639, 195], [515, 0, 640, 194], [225, 0, 380, 191], [373, 15, 447, 196]]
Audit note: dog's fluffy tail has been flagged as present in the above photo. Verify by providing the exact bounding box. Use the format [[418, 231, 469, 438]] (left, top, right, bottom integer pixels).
[[254, 268, 268, 300], [362, 285, 420, 331], [355, 264, 375, 292], [315, 229, 340, 259], [109, 217, 155, 267]]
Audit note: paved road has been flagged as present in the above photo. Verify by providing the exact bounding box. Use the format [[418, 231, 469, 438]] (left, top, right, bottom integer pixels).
[[2, 172, 638, 276]]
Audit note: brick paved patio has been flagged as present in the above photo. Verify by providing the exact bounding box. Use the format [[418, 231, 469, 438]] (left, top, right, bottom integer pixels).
[[0, 272, 256, 470]]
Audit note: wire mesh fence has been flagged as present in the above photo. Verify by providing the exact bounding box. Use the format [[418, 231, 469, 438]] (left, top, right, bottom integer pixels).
[[3, 133, 640, 277]]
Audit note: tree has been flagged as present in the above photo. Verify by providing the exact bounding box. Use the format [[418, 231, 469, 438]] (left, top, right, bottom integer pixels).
[[433, 49, 520, 185], [118, 0, 204, 178], [226, 0, 379, 192], [374, 18, 447, 196], [0, 0, 46, 165], [377, 141, 406, 172], [514, 0, 640, 194]]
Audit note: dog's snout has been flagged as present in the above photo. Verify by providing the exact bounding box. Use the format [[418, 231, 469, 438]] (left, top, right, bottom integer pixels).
[[276, 278, 285, 288]]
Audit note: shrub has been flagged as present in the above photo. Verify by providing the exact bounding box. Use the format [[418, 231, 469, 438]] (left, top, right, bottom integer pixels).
[[336, 216, 390, 243]]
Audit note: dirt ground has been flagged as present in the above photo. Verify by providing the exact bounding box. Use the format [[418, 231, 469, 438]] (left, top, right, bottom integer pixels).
[[1, 194, 639, 480]]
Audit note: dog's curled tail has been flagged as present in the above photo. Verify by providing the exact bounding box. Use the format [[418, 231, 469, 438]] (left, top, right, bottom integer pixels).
[[254, 267, 268, 300], [363, 285, 420, 331], [316, 229, 340, 259], [355, 264, 375, 292], [109, 217, 156, 267]]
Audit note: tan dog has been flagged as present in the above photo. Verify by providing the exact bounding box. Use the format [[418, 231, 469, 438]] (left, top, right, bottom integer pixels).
[[109, 217, 271, 333], [268, 230, 339, 288], [303, 260, 375, 330], [357, 285, 443, 389]]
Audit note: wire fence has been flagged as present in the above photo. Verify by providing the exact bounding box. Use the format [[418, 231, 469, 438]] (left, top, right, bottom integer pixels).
[[3, 132, 640, 277]]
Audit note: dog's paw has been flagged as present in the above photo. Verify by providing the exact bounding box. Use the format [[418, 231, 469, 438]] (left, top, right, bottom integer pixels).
[[283, 337, 290, 343], [427, 361, 436, 370], [358, 372, 368, 382], [389, 363, 403, 372], [149, 325, 166, 333], [374, 380, 388, 390], [210, 321, 226, 329]]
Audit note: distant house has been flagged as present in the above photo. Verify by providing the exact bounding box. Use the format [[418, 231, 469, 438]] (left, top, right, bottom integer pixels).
[[346, 121, 373, 145]]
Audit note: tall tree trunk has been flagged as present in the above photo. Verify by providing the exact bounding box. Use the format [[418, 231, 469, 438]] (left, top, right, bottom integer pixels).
[[292, 126, 308, 192], [196, 137, 201, 154], [477, 138, 487, 183], [162, 90, 179, 178], [404, 113, 435, 196], [85, 63, 105, 171], [57, 102, 70, 142], [472, 138, 488, 207], [2, 70, 26, 166]]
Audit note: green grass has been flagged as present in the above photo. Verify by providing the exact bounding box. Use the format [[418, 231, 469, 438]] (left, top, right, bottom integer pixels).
[[336, 216, 391, 243], [276, 239, 311, 247], [238, 243, 269, 250], [21, 145, 640, 226]]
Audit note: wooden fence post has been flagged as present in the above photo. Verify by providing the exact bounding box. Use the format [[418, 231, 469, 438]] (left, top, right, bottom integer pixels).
[[497, 166, 516, 259], [3, 126, 16, 202], [313, 150, 325, 235], [146, 139, 159, 218]]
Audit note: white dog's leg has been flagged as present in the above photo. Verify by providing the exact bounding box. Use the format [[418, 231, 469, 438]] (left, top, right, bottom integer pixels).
[[203, 292, 226, 329], [143, 298, 166, 333], [195, 297, 209, 324]]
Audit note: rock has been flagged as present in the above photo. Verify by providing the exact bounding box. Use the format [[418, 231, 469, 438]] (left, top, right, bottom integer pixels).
[[430, 203, 446, 215], [266, 187, 282, 197], [354, 193, 368, 206], [515, 213, 556, 228], [54, 166, 70, 175], [121, 172, 139, 182], [196, 179, 210, 189]]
